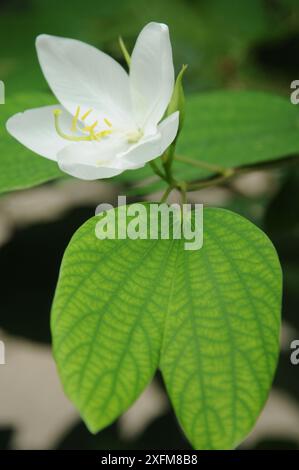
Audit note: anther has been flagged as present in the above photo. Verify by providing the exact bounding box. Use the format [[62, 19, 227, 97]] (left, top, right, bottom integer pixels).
[[95, 129, 112, 140], [104, 118, 112, 128], [71, 106, 80, 132], [81, 109, 92, 120]]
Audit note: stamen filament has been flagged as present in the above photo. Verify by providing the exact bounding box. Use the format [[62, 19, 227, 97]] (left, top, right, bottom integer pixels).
[[83, 120, 98, 133], [53, 109, 113, 143], [104, 118, 112, 128], [71, 106, 80, 132], [95, 130, 113, 140], [53, 109, 91, 142], [84, 120, 100, 139], [81, 109, 92, 120]]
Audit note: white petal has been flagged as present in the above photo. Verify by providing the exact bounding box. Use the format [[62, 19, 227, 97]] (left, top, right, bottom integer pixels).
[[130, 22, 174, 132], [6, 105, 72, 161], [57, 139, 128, 180], [36, 35, 133, 128], [120, 111, 179, 167]]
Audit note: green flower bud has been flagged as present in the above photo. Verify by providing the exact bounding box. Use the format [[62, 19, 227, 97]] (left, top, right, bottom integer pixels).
[[167, 64, 188, 135]]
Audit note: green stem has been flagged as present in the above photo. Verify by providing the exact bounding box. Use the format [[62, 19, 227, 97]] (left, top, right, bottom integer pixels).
[[149, 161, 167, 181], [160, 185, 173, 203], [178, 181, 187, 205], [150, 151, 299, 197], [186, 172, 234, 191], [185, 154, 299, 192], [163, 142, 176, 178], [118, 36, 131, 67], [175, 154, 232, 176]]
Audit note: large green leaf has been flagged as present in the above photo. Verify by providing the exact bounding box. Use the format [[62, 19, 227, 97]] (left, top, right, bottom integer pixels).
[[51, 209, 177, 432], [117, 91, 299, 194], [177, 91, 299, 177], [159, 208, 282, 449], [0, 93, 64, 194], [51, 205, 281, 449]]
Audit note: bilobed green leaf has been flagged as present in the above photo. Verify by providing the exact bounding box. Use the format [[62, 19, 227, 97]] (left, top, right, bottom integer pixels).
[[0, 93, 64, 194], [51, 205, 281, 449]]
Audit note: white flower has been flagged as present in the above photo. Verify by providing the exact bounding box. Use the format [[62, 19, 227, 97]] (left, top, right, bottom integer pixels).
[[6, 22, 179, 180]]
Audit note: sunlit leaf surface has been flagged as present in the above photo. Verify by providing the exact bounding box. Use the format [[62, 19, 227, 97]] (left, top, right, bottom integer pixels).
[[52, 205, 281, 448]]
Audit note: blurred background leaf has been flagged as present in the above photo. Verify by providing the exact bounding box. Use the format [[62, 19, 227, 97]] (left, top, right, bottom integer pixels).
[[0, 93, 64, 194]]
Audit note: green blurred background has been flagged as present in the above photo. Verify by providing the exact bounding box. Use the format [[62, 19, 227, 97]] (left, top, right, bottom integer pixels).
[[0, 0, 299, 450]]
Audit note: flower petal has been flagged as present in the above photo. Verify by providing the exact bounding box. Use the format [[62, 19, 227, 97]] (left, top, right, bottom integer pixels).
[[57, 139, 129, 180], [119, 111, 179, 167], [36, 34, 133, 128], [6, 105, 72, 161], [130, 22, 174, 132]]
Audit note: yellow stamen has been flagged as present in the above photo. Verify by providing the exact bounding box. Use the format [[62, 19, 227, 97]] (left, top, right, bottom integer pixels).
[[71, 106, 80, 132], [95, 129, 113, 140], [82, 120, 98, 133], [89, 120, 98, 131], [81, 109, 92, 120], [83, 121, 98, 132], [53, 109, 113, 142], [104, 118, 112, 128], [53, 109, 91, 141]]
